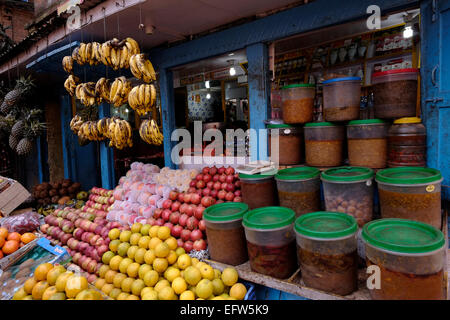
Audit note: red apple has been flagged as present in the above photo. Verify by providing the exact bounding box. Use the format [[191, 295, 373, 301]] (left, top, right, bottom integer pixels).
[[233, 197, 242, 202], [190, 229, 203, 241], [153, 208, 163, 219], [164, 222, 173, 230], [155, 218, 164, 226], [235, 180, 241, 188], [180, 229, 191, 241], [196, 180, 206, 189], [194, 206, 205, 220], [162, 209, 171, 221], [198, 219, 206, 231], [196, 189, 203, 196], [196, 174, 204, 181], [183, 241, 194, 253], [212, 174, 220, 182], [218, 190, 227, 200], [177, 239, 184, 248], [225, 192, 235, 201], [218, 166, 226, 174], [213, 182, 221, 190], [179, 214, 189, 227], [206, 181, 214, 189], [202, 167, 210, 175], [146, 217, 156, 226], [162, 199, 172, 209], [183, 193, 192, 204], [189, 180, 197, 188], [169, 211, 181, 224], [171, 225, 183, 238], [219, 175, 227, 183], [191, 193, 201, 205], [177, 193, 185, 203], [185, 205, 194, 217], [226, 183, 235, 192], [210, 189, 218, 198], [234, 190, 241, 197], [210, 166, 218, 176], [203, 174, 212, 183], [201, 188, 211, 197], [186, 216, 199, 230], [225, 167, 235, 175], [201, 196, 215, 207], [169, 191, 178, 201], [193, 239, 207, 251], [187, 187, 196, 194]]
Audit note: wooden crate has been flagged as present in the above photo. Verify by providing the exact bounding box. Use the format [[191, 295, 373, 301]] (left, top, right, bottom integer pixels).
[[0, 177, 30, 216]]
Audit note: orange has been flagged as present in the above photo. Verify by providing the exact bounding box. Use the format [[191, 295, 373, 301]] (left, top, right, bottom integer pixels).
[[0, 227, 8, 239], [0, 251, 3, 259], [7, 232, 21, 242], [0, 237, 5, 248], [2, 240, 19, 255], [34, 262, 54, 281], [21, 233, 36, 244], [42, 286, 58, 300], [23, 278, 37, 294], [31, 281, 49, 300]]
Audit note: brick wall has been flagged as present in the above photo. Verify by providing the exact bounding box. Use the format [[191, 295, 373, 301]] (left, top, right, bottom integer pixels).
[[0, 3, 34, 43]]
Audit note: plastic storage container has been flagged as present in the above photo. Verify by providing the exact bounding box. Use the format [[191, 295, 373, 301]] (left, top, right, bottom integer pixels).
[[362, 218, 446, 300], [372, 68, 419, 119], [243, 207, 297, 279], [321, 167, 374, 227], [275, 167, 321, 217], [387, 117, 426, 167], [267, 124, 303, 165], [376, 167, 443, 229], [322, 77, 361, 121], [203, 202, 249, 265], [347, 119, 389, 168], [304, 122, 345, 167], [295, 212, 358, 295], [281, 84, 315, 124], [239, 170, 278, 210]]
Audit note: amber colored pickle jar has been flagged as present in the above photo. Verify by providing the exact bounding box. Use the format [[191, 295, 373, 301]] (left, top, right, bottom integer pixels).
[[362, 218, 446, 300], [239, 169, 278, 210], [268, 124, 303, 165], [321, 167, 374, 228], [346, 119, 389, 168], [203, 202, 249, 266], [322, 77, 361, 122], [376, 167, 443, 230], [243, 207, 297, 279], [295, 211, 358, 296], [275, 167, 321, 218], [280, 84, 315, 124], [387, 117, 427, 167], [304, 122, 345, 167]]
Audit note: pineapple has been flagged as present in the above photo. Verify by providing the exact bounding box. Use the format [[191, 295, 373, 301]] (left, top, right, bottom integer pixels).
[[8, 134, 19, 150], [10, 119, 24, 138], [2, 76, 35, 111], [16, 137, 33, 156]]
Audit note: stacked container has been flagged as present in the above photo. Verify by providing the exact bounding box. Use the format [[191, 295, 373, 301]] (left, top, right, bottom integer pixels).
[[281, 84, 315, 124], [321, 167, 374, 227], [295, 212, 358, 295], [203, 202, 249, 266], [372, 68, 419, 119], [267, 124, 303, 165], [304, 122, 345, 167], [243, 207, 297, 279], [322, 77, 361, 121], [376, 167, 443, 229], [362, 218, 446, 300], [239, 170, 278, 210], [275, 167, 321, 217], [346, 119, 389, 168]]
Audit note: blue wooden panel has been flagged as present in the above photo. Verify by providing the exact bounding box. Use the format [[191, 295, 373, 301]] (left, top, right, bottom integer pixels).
[[98, 103, 116, 189], [149, 0, 418, 69], [246, 43, 270, 161], [159, 68, 177, 168], [36, 136, 43, 184]]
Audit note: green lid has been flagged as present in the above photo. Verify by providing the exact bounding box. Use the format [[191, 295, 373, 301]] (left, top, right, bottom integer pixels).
[[275, 167, 320, 181], [321, 166, 374, 182], [243, 206, 295, 230], [239, 169, 278, 180], [362, 218, 445, 254], [267, 124, 295, 129], [282, 84, 315, 89], [376, 167, 442, 185], [203, 202, 248, 222], [295, 212, 357, 239], [304, 122, 337, 127], [348, 119, 386, 125]]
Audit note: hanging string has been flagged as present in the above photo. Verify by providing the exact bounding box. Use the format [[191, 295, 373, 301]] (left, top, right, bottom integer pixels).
[[102, 7, 108, 78], [117, 11, 121, 76], [81, 10, 86, 83], [139, 2, 144, 51]]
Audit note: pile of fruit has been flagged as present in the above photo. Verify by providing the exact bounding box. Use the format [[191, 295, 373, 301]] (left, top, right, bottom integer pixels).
[[40, 207, 126, 280], [0, 227, 36, 259], [32, 179, 84, 208], [83, 187, 115, 219], [96, 223, 247, 300], [13, 263, 105, 300]]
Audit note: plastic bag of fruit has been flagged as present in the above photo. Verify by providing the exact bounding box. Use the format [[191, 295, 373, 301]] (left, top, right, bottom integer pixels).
[[0, 211, 41, 234]]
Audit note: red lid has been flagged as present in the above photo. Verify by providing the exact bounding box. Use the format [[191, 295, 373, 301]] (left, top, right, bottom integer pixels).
[[372, 68, 419, 78]]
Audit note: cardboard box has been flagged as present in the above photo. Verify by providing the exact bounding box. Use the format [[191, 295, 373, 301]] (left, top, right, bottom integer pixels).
[[0, 177, 30, 216]]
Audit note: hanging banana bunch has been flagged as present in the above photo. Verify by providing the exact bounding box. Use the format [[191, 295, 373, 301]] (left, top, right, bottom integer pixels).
[[129, 53, 157, 83], [62, 56, 74, 73], [64, 75, 80, 96], [69, 115, 83, 135], [139, 119, 163, 146], [99, 37, 140, 70], [72, 42, 102, 66], [106, 117, 133, 149], [75, 82, 101, 107], [78, 120, 105, 141], [95, 77, 111, 104], [127, 84, 156, 116], [110, 76, 132, 107]]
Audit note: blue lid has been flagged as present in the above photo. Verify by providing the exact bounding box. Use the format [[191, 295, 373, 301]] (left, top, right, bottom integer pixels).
[[323, 77, 361, 84]]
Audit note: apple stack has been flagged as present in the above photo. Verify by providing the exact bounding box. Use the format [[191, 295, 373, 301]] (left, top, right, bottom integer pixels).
[[82, 187, 115, 219], [40, 207, 128, 283]]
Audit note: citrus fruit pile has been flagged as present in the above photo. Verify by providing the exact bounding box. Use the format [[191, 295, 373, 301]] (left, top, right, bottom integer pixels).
[[95, 222, 247, 300], [0, 227, 36, 259], [13, 262, 104, 300]]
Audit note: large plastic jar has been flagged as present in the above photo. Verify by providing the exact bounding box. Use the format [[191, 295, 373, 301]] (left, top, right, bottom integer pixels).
[[321, 167, 374, 227], [372, 68, 419, 119], [267, 124, 303, 165], [304, 122, 345, 167], [275, 167, 321, 218], [295, 212, 358, 295], [203, 202, 249, 265], [376, 167, 443, 229], [322, 77, 361, 121], [347, 119, 389, 168], [281, 84, 315, 124], [387, 117, 426, 167], [243, 207, 297, 279], [239, 170, 278, 210], [362, 218, 446, 300]]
